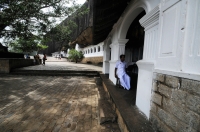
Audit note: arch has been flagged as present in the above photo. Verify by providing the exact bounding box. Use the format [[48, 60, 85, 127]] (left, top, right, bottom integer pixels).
[[94, 47, 96, 53], [91, 48, 93, 53], [115, 0, 161, 119], [119, 8, 145, 39], [98, 46, 100, 52], [88, 49, 90, 53], [117, 0, 154, 39]]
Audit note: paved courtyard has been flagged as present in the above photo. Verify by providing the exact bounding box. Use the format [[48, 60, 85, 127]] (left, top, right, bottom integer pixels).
[[15, 57, 102, 72], [0, 61, 120, 132]]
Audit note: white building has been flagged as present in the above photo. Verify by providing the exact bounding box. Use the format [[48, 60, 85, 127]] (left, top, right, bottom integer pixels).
[[52, 51, 67, 57], [102, 0, 200, 131], [75, 42, 104, 64]]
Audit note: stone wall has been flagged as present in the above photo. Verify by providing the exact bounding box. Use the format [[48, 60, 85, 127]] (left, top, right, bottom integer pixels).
[[0, 59, 35, 73], [0, 52, 24, 58], [150, 73, 200, 132], [81, 56, 103, 65]]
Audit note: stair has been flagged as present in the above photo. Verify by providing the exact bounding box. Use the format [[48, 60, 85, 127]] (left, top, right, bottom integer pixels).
[[95, 77, 118, 125], [10, 70, 99, 77], [100, 74, 155, 132]]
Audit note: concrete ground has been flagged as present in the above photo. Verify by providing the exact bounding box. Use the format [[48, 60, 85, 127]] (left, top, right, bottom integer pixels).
[[16, 57, 102, 72], [0, 60, 120, 132]]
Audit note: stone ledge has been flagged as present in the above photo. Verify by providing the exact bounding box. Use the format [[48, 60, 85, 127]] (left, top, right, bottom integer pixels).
[[0, 59, 35, 73], [100, 74, 154, 132], [81, 56, 103, 65]]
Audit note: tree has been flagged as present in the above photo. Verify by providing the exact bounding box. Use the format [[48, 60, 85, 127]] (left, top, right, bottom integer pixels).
[[47, 20, 77, 52], [0, 0, 81, 40], [46, 4, 89, 52], [68, 49, 84, 63], [37, 44, 48, 53], [9, 35, 48, 53]]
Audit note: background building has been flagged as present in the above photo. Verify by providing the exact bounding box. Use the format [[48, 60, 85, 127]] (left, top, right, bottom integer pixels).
[[103, 0, 200, 131]]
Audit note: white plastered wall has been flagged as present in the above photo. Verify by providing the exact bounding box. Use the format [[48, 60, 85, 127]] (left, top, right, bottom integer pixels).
[[104, 0, 200, 119], [81, 42, 104, 58], [106, 0, 161, 119], [155, 0, 200, 81]]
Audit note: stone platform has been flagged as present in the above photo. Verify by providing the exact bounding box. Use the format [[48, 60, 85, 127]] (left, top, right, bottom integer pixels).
[[100, 74, 154, 132], [0, 75, 120, 132], [0, 61, 156, 131], [0, 59, 35, 73]]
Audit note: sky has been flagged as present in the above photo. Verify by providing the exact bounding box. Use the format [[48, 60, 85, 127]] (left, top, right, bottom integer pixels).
[[0, 0, 86, 45], [77, 0, 86, 4]]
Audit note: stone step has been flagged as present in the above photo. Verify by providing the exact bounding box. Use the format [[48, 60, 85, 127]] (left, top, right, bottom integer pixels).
[[10, 70, 99, 77], [11, 70, 98, 73], [98, 99, 117, 125], [95, 77, 117, 125], [100, 74, 155, 132]]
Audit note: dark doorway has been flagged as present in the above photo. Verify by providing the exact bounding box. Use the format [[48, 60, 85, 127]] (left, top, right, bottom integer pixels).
[[125, 11, 145, 105]]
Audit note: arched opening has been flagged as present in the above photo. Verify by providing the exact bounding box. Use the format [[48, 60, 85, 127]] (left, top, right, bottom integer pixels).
[[91, 48, 93, 53], [98, 46, 100, 52], [88, 49, 90, 54], [125, 10, 145, 105]]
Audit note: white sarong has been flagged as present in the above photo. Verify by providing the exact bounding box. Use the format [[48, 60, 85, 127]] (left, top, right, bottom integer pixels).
[[115, 61, 131, 90]]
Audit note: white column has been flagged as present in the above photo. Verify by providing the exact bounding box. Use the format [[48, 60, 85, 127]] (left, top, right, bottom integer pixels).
[[103, 44, 110, 74], [134, 5, 160, 118], [109, 39, 129, 84], [139, 5, 159, 61]]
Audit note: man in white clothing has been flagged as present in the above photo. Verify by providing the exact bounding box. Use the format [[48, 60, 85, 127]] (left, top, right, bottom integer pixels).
[[115, 54, 131, 90]]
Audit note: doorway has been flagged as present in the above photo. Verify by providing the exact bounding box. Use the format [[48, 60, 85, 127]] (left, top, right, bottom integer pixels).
[[125, 11, 145, 105]]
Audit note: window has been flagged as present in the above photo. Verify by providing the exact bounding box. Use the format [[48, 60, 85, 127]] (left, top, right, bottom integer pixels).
[[98, 46, 100, 52], [94, 47, 96, 53], [91, 48, 93, 53]]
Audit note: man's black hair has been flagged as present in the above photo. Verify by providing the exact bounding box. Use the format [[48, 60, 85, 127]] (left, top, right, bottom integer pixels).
[[120, 54, 125, 58]]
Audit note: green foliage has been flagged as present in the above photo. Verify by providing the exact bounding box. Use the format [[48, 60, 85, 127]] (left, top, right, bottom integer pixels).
[[46, 4, 89, 52], [68, 49, 84, 63], [37, 44, 48, 52], [0, 0, 89, 53], [9, 36, 48, 53], [0, 0, 81, 40], [48, 20, 77, 51]]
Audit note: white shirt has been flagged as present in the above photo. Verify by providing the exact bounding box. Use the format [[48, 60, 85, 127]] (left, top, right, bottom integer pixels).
[[115, 61, 127, 77]]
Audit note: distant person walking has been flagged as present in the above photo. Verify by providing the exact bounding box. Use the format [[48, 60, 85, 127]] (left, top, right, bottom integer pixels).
[[43, 54, 47, 65]]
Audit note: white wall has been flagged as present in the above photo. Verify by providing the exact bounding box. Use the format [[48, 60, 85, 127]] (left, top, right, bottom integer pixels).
[[154, 0, 200, 81], [106, 0, 161, 119], [181, 0, 200, 75], [105, 0, 200, 120], [81, 42, 104, 58]]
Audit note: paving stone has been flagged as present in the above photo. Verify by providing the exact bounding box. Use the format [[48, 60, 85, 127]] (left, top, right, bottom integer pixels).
[[155, 73, 165, 82], [158, 84, 172, 98], [150, 112, 174, 132], [157, 108, 177, 131], [151, 92, 162, 106], [0, 61, 121, 132], [152, 81, 158, 91], [165, 75, 180, 88], [170, 102, 200, 130], [150, 102, 157, 113], [181, 78, 200, 96], [171, 89, 187, 105], [186, 93, 200, 115]]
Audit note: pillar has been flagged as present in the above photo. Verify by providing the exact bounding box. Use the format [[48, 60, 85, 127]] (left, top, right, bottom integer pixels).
[[109, 39, 129, 84]]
